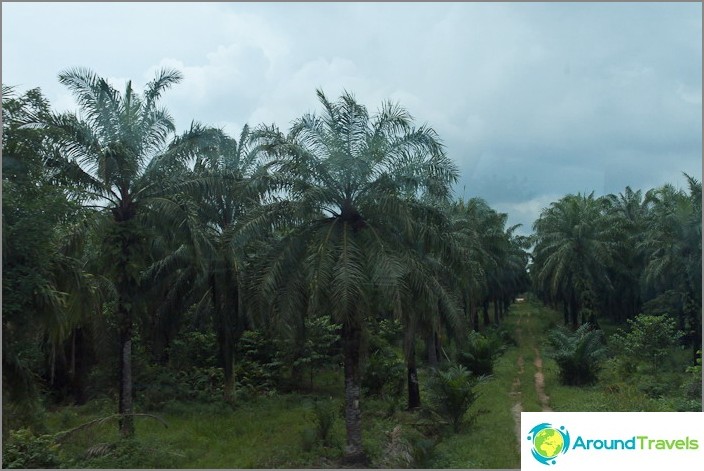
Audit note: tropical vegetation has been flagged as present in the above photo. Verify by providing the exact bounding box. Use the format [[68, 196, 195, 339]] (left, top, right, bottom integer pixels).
[[2, 70, 700, 468]]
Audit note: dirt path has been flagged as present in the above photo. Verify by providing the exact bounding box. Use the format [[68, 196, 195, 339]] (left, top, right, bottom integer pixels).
[[510, 304, 553, 448], [510, 315, 524, 448], [533, 347, 552, 412], [509, 355, 524, 448]]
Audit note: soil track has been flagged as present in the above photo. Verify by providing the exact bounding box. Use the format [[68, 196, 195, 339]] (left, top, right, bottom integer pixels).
[[510, 303, 552, 448]]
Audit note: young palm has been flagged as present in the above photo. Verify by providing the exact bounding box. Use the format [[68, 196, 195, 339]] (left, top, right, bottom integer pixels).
[[251, 90, 458, 463]]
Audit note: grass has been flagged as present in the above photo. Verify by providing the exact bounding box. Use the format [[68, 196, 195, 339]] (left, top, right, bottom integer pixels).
[[35, 300, 698, 468], [427, 348, 521, 468], [48, 394, 346, 468]]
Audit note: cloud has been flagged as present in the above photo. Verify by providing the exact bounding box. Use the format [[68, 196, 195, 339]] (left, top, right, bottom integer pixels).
[[3, 2, 700, 233]]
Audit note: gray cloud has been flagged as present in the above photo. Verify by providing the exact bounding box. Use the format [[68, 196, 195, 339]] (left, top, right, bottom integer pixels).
[[3, 2, 701, 235]]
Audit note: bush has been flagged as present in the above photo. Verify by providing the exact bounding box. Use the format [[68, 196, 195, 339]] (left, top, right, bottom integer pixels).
[[547, 323, 606, 386], [234, 330, 285, 393], [425, 364, 484, 433], [311, 399, 339, 447], [611, 314, 683, 373], [1, 428, 61, 469], [300, 398, 340, 452], [63, 438, 180, 469], [457, 331, 495, 376], [362, 348, 405, 399], [136, 364, 225, 411], [290, 315, 341, 388], [376, 425, 437, 468], [681, 350, 702, 407], [168, 330, 218, 370]]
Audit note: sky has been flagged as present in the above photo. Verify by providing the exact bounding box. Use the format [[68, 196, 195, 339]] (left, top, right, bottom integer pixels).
[[2, 2, 702, 235]]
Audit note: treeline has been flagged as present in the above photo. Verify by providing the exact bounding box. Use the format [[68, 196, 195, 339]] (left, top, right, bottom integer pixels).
[[531, 183, 702, 359], [2, 70, 529, 464]]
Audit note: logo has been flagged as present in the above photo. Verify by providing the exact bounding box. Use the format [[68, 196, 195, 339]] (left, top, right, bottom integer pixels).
[[527, 423, 571, 465]]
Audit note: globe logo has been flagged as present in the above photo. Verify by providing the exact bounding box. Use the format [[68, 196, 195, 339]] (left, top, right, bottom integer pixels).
[[527, 423, 571, 465]]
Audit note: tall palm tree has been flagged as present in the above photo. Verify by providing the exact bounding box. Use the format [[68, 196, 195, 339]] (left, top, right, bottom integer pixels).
[[448, 198, 490, 331], [532, 193, 616, 327], [398, 238, 462, 410], [602, 187, 649, 322], [43, 68, 205, 437], [640, 176, 702, 354], [143, 125, 269, 401], [251, 90, 458, 463]]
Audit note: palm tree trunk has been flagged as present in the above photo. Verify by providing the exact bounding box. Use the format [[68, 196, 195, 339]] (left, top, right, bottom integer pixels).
[[407, 328, 421, 410], [115, 223, 136, 439], [291, 313, 307, 387], [117, 302, 134, 438], [569, 290, 579, 328], [342, 319, 366, 465], [470, 300, 479, 332], [426, 331, 438, 366], [482, 300, 490, 328]]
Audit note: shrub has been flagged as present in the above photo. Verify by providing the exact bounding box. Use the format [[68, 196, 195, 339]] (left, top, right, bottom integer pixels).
[[1, 428, 61, 469], [457, 331, 495, 376], [547, 323, 606, 386], [136, 364, 225, 410], [311, 399, 339, 447], [611, 314, 683, 373], [300, 398, 340, 452], [290, 315, 341, 388], [63, 438, 180, 469], [362, 348, 405, 399], [168, 330, 218, 370], [234, 330, 285, 393], [425, 364, 484, 433], [457, 326, 514, 376], [376, 425, 437, 468], [681, 350, 702, 405]]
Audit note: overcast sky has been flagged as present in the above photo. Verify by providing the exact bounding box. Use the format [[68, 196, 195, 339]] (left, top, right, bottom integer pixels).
[[2, 2, 702, 234]]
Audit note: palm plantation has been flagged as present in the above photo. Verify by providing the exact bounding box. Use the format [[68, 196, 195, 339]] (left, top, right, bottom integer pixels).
[[2, 70, 701, 469]]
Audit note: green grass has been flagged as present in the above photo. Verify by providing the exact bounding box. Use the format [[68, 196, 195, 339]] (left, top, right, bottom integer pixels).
[[47, 394, 348, 468], [426, 349, 521, 468], [36, 300, 697, 469]]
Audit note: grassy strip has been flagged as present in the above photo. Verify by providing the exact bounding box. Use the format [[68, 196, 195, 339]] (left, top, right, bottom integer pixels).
[[428, 347, 521, 468], [527, 302, 694, 413]]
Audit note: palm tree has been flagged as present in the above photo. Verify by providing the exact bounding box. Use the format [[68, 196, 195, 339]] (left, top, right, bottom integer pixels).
[[251, 90, 458, 463], [532, 193, 616, 327], [398, 242, 462, 410], [43, 68, 205, 437], [640, 175, 702, 355], [144, 125, 269, 401], [448, 198, 490, 331], [602, 187, 649, 322]]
